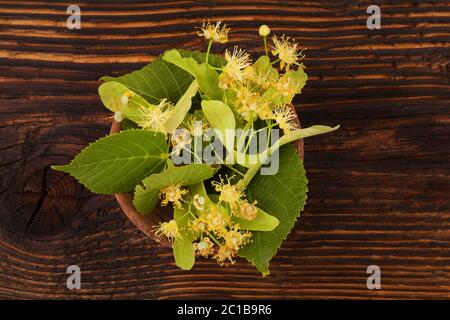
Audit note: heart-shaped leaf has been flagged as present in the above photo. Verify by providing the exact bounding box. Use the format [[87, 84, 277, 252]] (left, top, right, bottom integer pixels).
[[101, 58, 193, 104], [142, 161, 215, 190], [239, 144, 308, 276], [52, 130, 168, 194]]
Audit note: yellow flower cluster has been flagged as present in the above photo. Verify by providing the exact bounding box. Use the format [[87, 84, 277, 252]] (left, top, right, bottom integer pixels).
[[197, 20, 229, 44], [170, 128, 192, 155], [273, 105, 298, 134], [213, 35, 303, 132], [138, 98, 174, 133], [160, 183, 188, 209], [211, 175, 258, 221], [219, 46, 252, 89], [153, 219, 181, 242], [271, 35, 304, 71], [190, 204, 252, 265], [182, 114, 209, 138]]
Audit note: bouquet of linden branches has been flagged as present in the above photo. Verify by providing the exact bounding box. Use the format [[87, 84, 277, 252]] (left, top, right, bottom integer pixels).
[[53, 22, 338, 276]]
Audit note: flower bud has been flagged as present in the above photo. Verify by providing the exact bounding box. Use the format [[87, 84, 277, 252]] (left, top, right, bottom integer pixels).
[[259, 24, 270, 37], [121, 94, 129, 106], [114, 111, 123, 123]]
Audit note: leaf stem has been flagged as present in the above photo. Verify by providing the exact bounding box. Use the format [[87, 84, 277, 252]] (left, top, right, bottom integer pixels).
[[224, 164, 245, 177], [185, 146, 203, 164], [263, 36, 268, 57], [243, 123, 255, 155], [266, 119, 274, 150], [236, 125, 340, 189], [271, 58, 280, 65], [205, 39, 213, 65]]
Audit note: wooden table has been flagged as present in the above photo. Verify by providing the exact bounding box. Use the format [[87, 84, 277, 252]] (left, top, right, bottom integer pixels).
[[0, 0, 449, 299]]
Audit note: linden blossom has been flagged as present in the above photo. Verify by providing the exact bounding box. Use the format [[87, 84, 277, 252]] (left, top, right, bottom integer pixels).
[[177, 304, 212, 318]]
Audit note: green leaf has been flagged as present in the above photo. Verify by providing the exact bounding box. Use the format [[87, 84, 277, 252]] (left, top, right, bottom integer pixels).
[[52, 130, 168, 194], [98, 81, 154, 123], [179, 49, 226, 68], [278, 125, 340, 146], [239, 144, 308, 276], [201, 100, 236, 155], [133, 184, 160, 215], [120, 118, 139, 130], [253, 56, 279, 82], [174, 205, 191, 227], [232, 207, 279, 232], [173, 234, 195, 270], [163, 49, 223, 100], [164, 80, 199, 133], [142, 160, 215, 190], [236, 125, 339, 169], [101, 58, 193, 104], [173, 207, 196, 270]]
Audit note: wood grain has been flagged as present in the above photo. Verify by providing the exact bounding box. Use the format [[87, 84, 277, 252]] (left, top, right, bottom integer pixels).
[[0, 0, 449, 299]]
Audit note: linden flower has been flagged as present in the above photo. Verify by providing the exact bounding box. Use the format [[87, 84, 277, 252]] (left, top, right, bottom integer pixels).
[[234, 85, 274, 121], [160, 183, 188, 209], [171, 128, 192, 155], [138, 99, 174, 132], [223, 46, 252, 83], [272, 105, 298, 134], [253, 70, 272, 90], [189, 217, 207, 234], [183, 115, 209, 137], [214, 244, 236, 265], [193, 194, 206, 211], [197, 20, 229, 44], [257, 103, 273, 120], [223, 227, 252, 251], [276, 76, 297, 101], [254, 67, 279, 90], [211, 176, 245, 207], [235, 86, 261, 121], [243, 66, 255, 81], [236, 201, 258, 220], [271, 35, 304, 70], [204, 205, 230, 235], [218, 72, 232, 90], [212, 22, 230, 44], [153, 220, 181, 242], [193, 237, 215, 257]]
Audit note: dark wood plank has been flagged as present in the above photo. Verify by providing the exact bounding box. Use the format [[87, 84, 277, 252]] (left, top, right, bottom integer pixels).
[[0, 0, 449, 299]]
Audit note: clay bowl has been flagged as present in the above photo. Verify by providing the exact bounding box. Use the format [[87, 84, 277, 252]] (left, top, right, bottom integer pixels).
[[110, 105, 304, 247]]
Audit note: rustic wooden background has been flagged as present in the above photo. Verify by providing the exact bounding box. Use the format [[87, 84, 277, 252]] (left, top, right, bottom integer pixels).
[[0, 0, 449, 299]]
